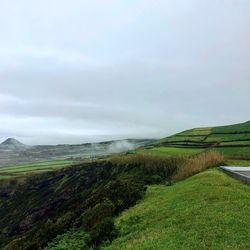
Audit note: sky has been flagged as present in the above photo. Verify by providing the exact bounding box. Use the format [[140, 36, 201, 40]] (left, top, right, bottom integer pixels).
[[0, 0, 250, 145]]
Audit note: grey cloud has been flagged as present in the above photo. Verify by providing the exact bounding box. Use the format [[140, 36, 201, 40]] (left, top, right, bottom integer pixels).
[[0, 0, 249, 144]]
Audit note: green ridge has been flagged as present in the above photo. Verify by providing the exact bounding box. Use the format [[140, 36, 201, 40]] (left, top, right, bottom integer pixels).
[[142, 121, 250, 157], [156, 121, 250, 147]]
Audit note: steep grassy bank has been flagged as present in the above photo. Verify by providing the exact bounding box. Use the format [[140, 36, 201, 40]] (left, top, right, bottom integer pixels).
[[104, 169, 250, 250], [0, 155, 186, 249], [0, 160, 145, 249]]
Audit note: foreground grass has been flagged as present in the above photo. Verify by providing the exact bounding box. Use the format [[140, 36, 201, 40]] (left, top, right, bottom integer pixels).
[[103, 169, 250, 250]]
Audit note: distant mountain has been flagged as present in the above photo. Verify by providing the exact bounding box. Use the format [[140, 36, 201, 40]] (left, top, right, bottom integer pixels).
[[0, 138, 26, 150]]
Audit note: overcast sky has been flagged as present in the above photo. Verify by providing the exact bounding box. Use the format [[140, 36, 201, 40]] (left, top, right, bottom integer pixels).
[[0, 0, 250, 145]]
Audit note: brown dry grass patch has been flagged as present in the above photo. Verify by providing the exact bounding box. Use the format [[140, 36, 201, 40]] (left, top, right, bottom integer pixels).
[[173, 151, 224, 181]]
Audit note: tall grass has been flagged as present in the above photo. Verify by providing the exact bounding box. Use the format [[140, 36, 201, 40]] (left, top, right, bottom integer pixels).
[[173, 151, 224, 181], [111, 152, 224, 183]]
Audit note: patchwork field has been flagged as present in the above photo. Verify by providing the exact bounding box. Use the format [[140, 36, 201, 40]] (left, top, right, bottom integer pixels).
[[155, 121, 250, 146], [140, 121, 250, 158]]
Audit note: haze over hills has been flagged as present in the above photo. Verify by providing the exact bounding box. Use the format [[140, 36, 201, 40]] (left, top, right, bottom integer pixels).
[[1, 120, 250, 168], [0, 138, 151, 167]]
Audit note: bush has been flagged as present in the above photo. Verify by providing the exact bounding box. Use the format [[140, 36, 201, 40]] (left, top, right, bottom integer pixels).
[[81, 199, 115, 229], [90, 217, 118, 246], [44, 229, 90, 250]]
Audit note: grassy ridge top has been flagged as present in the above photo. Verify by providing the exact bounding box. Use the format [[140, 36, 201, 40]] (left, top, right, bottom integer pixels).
[[155, 120, 250, 148], [104, 169, 250, 250]]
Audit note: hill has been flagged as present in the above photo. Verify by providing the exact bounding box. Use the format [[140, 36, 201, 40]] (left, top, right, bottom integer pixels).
[[103, 169, 250, 250], [0, 138, 26, 150], [138, 121, 250, 158], [156, 120, 250, 148]]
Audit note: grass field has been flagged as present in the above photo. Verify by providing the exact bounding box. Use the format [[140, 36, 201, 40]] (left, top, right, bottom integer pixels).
[[103, 169, 250, 250], [0, 160, 75, 179], [140, 121, 250, 159], [135, 147, 205, 156], [135, 145, 250, 160], [226, 159, 250, 166], [215, 146, 250, 157]]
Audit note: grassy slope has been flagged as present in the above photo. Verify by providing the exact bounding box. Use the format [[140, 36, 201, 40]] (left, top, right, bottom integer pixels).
[[104, 169, 250, 250], [2, 154, 184, 249], [142, 121, 250, 157], [157, 121, 250, 146]]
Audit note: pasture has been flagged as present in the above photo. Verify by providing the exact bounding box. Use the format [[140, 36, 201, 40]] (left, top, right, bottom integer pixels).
[[0, 160, 75, 180]]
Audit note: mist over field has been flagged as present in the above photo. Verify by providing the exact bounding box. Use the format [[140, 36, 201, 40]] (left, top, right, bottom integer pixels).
[[107, 140, 136, 154]]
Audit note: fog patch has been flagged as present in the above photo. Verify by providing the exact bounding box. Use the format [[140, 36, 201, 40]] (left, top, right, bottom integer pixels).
[[108, 140, 135, 154]]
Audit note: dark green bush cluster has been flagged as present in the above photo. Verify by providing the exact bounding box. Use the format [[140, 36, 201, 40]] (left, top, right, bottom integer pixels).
[[44, 229, 90, 250]]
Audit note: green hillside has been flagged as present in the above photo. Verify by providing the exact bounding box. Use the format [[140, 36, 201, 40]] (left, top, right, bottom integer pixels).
[[156, 120, 250, 147], [0, 152, 223, 249], [139, 121, 250, 158], [103, 169, 250, 250]]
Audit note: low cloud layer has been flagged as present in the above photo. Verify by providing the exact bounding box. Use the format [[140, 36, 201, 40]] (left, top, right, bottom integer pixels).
[[107, 140, 136, 154], [0, 0, 250, 144]]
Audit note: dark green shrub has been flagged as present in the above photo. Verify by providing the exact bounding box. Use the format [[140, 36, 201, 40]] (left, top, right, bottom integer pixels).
[[90, 217, 118, 246], [44, 229, 90, 250], [81, 199, 115, 229]]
